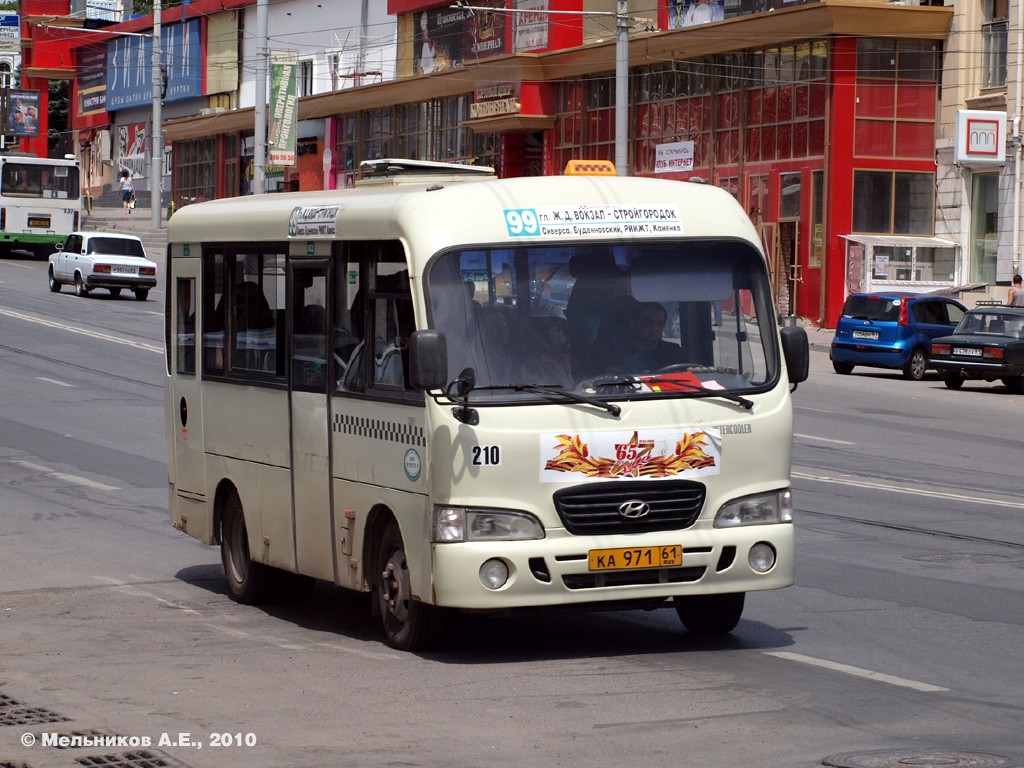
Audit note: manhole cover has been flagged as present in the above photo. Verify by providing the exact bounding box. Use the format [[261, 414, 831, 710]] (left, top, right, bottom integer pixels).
[[51, 730, 124, 749], [75, 750, 190, 768], [915, 553, 1010, 564], [0, 707, 70, 727], [823, 749, 1023, 767]]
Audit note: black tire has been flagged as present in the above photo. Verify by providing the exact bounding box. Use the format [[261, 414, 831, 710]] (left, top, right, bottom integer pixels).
[[376, 520, 441, 651], [831, 360, 854, 375], [675, 592, 745, 636], [943, 374, 965, 390], [135, 287, 150, 301], [1001, 376, 1024, 394], [48, 267, 61, 293], [902, 347, 927, 381], [220, 492, 277, 604], [109, 287, 122, 298], [74, 273, 89, 298]]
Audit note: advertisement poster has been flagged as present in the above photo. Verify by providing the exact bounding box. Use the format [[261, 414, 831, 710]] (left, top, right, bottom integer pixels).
[[6, 90, 41, 137], [415, 1, 507, 75], [269, 51, 298, 167], [118, 122, 148, 179]]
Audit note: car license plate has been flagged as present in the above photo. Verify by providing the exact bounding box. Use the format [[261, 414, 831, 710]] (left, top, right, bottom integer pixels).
[[852, 330, 879, 340], [112, 265, 137, 275], [953, 347, 982, 357], [588, 545, 682, 571]]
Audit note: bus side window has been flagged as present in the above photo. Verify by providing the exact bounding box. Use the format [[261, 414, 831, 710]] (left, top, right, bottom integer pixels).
[[333, 246, 364, 393], [202, 252, 226, 376], [176, 277, 196, 375]]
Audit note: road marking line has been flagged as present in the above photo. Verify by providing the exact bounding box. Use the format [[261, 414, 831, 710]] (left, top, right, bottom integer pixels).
[[0, 307, 161, 354], [795, 433, 855, 445], [37, 376, 75, 388], [792, 470, 1023, 510], [11, 460, 118, 491], [764, 651, 948, 692]]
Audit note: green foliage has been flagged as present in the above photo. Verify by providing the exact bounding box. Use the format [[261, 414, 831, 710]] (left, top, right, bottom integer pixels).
[[133, 0, 187, 13], [48, 79, 69, 156]]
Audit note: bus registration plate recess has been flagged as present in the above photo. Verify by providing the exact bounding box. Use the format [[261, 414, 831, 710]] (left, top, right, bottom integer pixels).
[[28, 216, 51, 228], [588, 545, 682, 572]]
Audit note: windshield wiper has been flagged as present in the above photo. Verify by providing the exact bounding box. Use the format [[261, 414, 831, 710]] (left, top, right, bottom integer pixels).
[[588, 374, 754, 410], [474, 383, 621, 417]]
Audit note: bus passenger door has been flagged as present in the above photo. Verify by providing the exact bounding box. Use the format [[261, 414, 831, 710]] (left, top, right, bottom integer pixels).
[[288, 262, 335, 582], [169, 256, 209, 540]]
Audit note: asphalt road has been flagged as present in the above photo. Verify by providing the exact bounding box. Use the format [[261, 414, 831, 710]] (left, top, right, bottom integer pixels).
[[2, 252, 1022, 768]]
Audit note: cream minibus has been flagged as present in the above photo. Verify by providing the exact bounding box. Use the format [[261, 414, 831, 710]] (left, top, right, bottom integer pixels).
[[164, 159, 809, 650]]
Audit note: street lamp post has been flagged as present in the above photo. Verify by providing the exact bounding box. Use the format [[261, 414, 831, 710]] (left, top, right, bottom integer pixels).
[[452, 3, 634, 176], [151, 0, 162, 228]]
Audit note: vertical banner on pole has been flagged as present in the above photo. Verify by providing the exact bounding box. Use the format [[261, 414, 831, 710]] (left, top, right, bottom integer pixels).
[[269, 51, 298, 167]]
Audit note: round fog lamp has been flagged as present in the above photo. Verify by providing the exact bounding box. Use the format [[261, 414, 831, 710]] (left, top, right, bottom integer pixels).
[[479, 559, 510, 590], [748, 542, 776, 573]]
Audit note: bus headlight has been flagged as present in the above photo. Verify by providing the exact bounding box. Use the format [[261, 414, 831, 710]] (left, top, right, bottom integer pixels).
[[433, 506, 545, 542], [714, 490, 793, 528]]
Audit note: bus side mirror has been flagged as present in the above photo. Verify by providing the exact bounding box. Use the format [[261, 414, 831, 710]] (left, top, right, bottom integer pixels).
[[780, 324, 809, 384], [409, 329, 448, 391]]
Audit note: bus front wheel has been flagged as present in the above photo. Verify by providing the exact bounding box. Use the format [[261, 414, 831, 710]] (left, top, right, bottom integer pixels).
[[376, 520, 441, 651], [674, 593, 745, 636], [221, 492, 275, 604]]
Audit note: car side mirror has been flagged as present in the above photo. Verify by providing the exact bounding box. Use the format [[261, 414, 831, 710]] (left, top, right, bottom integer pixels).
[[56, 243, 64, 253], [409, 329, 447, 391], [780, 324, 809, 385]]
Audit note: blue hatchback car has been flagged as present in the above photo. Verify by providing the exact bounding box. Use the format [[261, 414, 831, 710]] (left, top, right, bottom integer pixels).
[[830, 292, 967, 380]]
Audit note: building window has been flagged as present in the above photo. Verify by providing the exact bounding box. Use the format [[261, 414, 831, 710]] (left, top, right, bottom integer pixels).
[[333, 100, 499, 181], [971, 173, 999, 283], [983, 0, 1008, 89], [855, 39, 939, 160], [853, 170, 934, 235], [174, 138, 216, 208], [553, 76, 618, 171], [298, 60, 314, 97]]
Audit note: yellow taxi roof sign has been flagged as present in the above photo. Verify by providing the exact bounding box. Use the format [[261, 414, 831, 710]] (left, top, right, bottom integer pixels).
[[564, 159, 617, 176]]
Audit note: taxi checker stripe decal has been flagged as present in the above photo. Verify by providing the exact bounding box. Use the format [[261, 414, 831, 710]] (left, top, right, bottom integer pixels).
[[333, 414, 426, 447]]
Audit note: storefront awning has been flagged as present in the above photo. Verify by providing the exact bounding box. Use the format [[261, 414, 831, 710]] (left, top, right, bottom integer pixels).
[[842, 234, 959, 249]]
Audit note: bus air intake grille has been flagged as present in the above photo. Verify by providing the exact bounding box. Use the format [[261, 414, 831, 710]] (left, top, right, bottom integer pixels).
[[563, 566, 706, 590], [553, 480, 705, 535]]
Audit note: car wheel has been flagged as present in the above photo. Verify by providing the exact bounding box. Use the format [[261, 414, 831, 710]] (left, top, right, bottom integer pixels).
[[943, 374, 965, 390], [48, 267, 61, 293], [134, 287, 149, 302], [221, 492, 276, 604], [74, 273, 89, 298], [903, 348, 928, 381], [109, 287, 122, 298], [1001, 376, 1024, 394], [376, 519, 441, 651], [831, 361, 854, 375], [675, 593, 745, 636]]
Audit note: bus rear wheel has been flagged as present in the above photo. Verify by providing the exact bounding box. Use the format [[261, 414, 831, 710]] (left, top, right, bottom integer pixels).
[[221, 492, 276, 604], [674, 593, 745, 636], [376, 520, 441, 651]]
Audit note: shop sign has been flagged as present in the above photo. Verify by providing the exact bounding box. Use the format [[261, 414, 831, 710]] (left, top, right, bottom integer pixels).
[[954, 109, 1006, 166], [654, 141, 695, 173], [471, 83, 520, 119]]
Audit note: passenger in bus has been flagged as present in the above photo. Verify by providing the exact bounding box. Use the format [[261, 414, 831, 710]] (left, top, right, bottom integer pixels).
[[232, 281, 275, 371], [520, 308, 573, 388], [605, 301, 684, 373], [564, 251, 628, 378]]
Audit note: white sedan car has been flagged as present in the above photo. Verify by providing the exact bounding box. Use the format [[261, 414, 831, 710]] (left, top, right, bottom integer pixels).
[[47, 231, 158, 301]]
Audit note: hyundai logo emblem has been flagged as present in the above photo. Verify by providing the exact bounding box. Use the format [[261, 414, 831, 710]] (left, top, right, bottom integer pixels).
[[618, 499, 650, 519]]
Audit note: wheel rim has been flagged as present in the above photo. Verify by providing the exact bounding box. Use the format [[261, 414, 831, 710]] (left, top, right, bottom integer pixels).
[[910, 351, 926, 379], [225, 513, 249, 585], [380, 546, 411, 626]]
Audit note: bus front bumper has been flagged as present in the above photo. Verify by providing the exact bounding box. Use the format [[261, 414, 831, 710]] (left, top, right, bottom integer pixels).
[[429, 524, 794, 610]]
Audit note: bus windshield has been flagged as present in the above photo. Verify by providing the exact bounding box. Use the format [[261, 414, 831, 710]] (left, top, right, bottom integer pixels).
[[425, 240, 779, 401], [1, 161, 80, 200]]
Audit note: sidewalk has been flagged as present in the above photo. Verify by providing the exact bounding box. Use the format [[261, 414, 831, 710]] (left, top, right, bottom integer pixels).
[[82, 203, 168, 260]]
